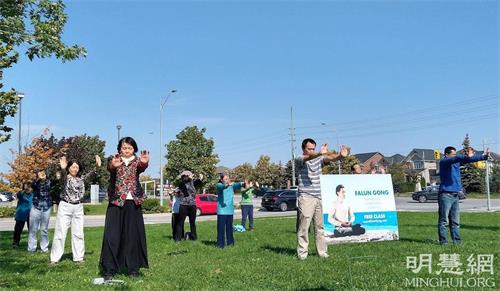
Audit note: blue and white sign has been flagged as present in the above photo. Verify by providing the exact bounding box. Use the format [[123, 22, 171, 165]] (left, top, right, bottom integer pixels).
[[320, 174, 399, 244]]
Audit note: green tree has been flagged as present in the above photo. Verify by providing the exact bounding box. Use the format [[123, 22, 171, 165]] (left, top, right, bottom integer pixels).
[[164, 126, 219, 189], [0, 0, 86, 143], [284, 160, 294, 186], [387, 163, 406, 191], [322, 155, 361, 175], [461, 134, 484, 193], [55, 134, 108, 189], [253, 155, 282, 188], [231, 163, 254, 181], [490, 162, 500, 193]]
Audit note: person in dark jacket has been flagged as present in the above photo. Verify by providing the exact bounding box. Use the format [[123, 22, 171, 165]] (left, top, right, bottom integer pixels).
[[12, 182, 33, 248], [174, 171, 203, 241]]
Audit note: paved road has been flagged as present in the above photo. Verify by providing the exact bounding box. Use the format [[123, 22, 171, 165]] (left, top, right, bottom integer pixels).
[[0, 197, 498, 231]]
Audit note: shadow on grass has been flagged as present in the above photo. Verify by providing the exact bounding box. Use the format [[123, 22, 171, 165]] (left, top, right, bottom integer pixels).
[[460, 224, 500, 232], [167, 250, 188, 256], [59, 250, 94, 262], [297, 287, 333, 291], [261, 245, 296, 256], [201, 240, 218, 247], [399, 237, 437, 244]]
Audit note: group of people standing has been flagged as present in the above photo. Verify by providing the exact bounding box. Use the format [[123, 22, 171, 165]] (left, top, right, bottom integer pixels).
[[12, 137, 150, 281], [11, 133, 492, 283], [170, 170, 257, 249], [293, 137, 492, 260]]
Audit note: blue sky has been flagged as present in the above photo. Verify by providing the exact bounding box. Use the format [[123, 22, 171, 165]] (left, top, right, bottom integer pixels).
[[1, 0, 499, 178]]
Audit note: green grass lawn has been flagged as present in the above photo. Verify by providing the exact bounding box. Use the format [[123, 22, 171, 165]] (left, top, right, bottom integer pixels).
[[1, 212, 499, 290], [396, 192, 500, 199]]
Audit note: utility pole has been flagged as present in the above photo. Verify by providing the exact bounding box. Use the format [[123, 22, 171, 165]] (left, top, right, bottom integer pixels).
[[17, 92, 24, 155], [483, 139, 491, 211], [290, 107, 296, 187]]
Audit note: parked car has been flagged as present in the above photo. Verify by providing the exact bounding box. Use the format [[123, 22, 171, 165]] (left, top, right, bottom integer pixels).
[[0, 192, 15, 202], [412, 186, 466, 203], [254, 187, 274, 197], [195, 193, 218, 216], [261, 190, 297, 211]]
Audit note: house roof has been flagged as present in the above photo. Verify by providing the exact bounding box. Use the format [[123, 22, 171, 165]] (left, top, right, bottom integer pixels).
[[386, 154, 405, 165], [354, 152, 383, 164], [404, 149, 436, 162], [476, 151, 500, 161]]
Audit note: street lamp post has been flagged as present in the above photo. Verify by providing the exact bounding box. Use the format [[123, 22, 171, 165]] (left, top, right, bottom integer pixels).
[[160, 89, 177, 207], [116, 125, 122, 142], [17, 92, 25, 155], [321, 123, 341, 174]]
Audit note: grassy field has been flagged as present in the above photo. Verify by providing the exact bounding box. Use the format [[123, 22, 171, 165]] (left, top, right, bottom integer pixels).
[[0, 212, 499, 290], [396, 192, 500, 199]]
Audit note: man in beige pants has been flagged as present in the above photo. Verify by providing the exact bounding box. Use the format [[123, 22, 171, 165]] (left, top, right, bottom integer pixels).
[[295, 138, 349, 260]]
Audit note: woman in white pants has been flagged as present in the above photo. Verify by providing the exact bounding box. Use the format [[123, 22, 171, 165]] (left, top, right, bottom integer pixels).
[[50, 155, 101, 264]]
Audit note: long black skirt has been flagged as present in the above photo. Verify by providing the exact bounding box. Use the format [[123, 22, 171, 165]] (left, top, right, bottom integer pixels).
[[99, 201, 148, 275]]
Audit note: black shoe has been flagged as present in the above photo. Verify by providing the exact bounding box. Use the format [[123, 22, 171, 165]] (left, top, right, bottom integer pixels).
[[12, 243, 19, 249], [104, 274, 113, 281], [129, 271, 140, 278]]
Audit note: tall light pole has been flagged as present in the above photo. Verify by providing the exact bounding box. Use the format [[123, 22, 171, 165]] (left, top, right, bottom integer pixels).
[[321, 123, 341, 174], [290, 107, 296, 187], [17, 92, 25, 155], [160, 89, 177, 206], [116, 125, 122, 142]]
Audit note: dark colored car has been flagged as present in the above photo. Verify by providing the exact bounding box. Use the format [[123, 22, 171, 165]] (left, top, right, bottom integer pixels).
[[261, 190, 297, 211], [254, 187, 274, 197], [412, 186, 466, 203]]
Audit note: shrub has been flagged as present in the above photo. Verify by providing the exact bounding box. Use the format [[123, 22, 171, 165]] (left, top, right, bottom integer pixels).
[[0, 207, 16, 218]]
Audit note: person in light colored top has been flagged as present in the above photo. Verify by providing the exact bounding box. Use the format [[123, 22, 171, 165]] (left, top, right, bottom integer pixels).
[[328, 184, 365, 237], [50, 155, 101, 264]]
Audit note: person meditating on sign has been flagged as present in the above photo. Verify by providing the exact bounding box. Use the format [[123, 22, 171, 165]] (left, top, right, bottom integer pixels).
[[328, 185, 365, 237]]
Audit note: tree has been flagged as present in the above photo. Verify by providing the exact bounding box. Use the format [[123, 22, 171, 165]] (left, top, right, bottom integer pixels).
[[231, 163, 254, 181], [387, 163, 406, 191], [490, 162, 500, 193], [284, 160, 294, 186], [322, 155, 361, 175], [1, 136, 55, 192], [55, 134, 108, 190], [0, 133, 107, 196], [0, 0, 86, 144], [253, 155, 282, 188], [164, 126, 219, 189], [461, 134, 484, 193]]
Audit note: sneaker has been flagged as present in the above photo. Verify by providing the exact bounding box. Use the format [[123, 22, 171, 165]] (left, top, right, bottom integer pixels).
[[129, 271, 140, 278], [74, 260, 85, 264], [12, 243, 19, 249], [319, 254, 330, 259], [298, 255, 307, 261], [50, 261, 58, 266]]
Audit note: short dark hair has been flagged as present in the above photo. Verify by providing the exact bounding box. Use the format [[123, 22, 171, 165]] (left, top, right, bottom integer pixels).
[[218, 173, 226, 183], [301, 138, 316, 150], [351, 164, 359, 171], [117, 137, 138, 153], [22, 182, 32, 190], [336, 184, 344, 195], [444, 146, 456, 155]]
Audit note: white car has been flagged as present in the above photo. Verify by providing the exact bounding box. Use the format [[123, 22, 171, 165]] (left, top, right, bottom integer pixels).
[[0, 192, 15, 202], [0, 193, 9, 202]]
